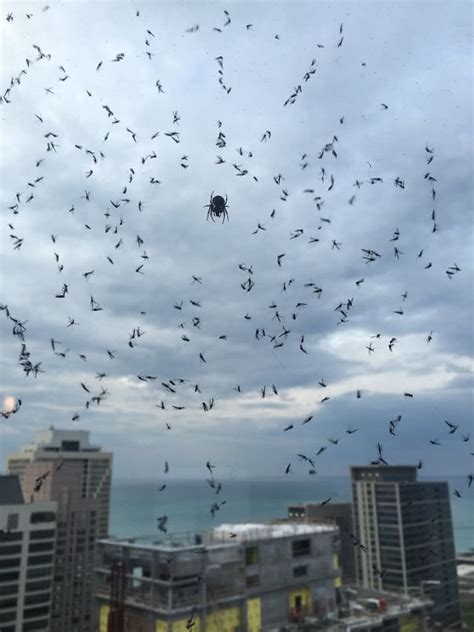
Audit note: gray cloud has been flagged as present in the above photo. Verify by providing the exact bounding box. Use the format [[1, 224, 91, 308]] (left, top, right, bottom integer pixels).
[[1, 1, 472, 481]]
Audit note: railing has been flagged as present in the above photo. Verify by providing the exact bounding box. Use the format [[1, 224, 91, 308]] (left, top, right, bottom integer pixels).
[[172, 590, 200, 609], [125, 593, 152, 610]]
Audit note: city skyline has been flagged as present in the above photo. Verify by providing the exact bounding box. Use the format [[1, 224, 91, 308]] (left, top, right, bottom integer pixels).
[[1, 430, 469, 629], [3, 432, 473, 481]]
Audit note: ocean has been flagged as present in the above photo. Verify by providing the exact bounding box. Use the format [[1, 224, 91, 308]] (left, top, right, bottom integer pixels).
[[109, 476, 474, 554]]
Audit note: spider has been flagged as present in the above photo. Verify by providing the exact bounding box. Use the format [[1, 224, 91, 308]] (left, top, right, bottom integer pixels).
[[205, 192, 229, 222]]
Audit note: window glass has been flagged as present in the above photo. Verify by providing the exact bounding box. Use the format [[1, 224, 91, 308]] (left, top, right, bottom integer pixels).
[[0, 4, 471, 632]]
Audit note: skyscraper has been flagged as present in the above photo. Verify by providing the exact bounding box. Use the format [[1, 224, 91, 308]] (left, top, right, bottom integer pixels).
[[351, 464, 461, 628], [0, 474, 57, 632], [7, 428, 113, 632]]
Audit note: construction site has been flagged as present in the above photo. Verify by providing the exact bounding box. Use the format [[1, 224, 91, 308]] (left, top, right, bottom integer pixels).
[[94, 522, 341, 632]]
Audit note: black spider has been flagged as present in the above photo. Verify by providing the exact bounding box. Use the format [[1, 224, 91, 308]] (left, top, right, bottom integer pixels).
[[205, 191, 229, 222]]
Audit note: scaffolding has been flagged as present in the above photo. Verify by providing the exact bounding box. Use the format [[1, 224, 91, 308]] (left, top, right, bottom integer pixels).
[[107, 560, 125, 632]]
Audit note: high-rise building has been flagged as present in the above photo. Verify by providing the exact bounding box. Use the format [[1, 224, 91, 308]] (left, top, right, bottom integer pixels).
[[7, 428, 113, 632], [0, 474, 56, 632], [351, 464, 461, 628], [94, 522, 340, 631], [288, 502, 355, 582]]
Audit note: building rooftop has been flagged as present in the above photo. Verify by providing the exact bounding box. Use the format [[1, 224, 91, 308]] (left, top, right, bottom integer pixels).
[[457, 564, 474, 578], [212, 522, 336, 541], [10, 427, 109, 458], [288, 502, 352, 510], [99, 521, 337, 553], [351, 464, 418, 482], [0, 475, 24, 505], [457, 550, 474, 564], [303, 586, 431, 631]]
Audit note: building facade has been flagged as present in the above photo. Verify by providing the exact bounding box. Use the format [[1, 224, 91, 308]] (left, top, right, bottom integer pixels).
[[351, 465, 461, 629], [95, 522, 340, 631], [0, 475, 57, 632], [7, 428, 113, 632], [288, 502, 355, 582]]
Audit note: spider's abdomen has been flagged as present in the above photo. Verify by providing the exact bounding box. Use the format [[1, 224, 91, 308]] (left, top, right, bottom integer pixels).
[[212, 195, 225, 208]]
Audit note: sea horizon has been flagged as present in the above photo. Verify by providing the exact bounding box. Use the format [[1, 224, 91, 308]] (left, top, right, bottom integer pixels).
[[109, 475, 473, 555]]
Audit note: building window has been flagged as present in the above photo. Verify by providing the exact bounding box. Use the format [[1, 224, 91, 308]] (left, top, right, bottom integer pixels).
[[22, 618, 50, 631], [61, 440, 80, 451], [0, 597, 18, 610], [0, 584, 18, 596], [30, 512, 56, 524], [29, 530, 55, 541], [293, 565, 308, 577], [26, 580, 52, 593], [27, 554, 53, 566], [0, 571, 20, 584], [0, 613, 16, 624], [0, 532, 22, 542], [6, 514, 19, 531], [245, 546, 259, 565], [23, 605, 50, 620], [26, 567, 52, 579], [0, 544, 22, 556], [0, 557, 20, 569], [28, 541, 54, 553], [292, 539, 311, 557], [246, 575, 260, 588], [24, 592, 50, 606]]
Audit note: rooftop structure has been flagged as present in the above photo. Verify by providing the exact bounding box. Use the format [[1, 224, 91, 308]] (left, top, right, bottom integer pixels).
[[351, 465, 418, 483], [8, 428, 103, 464], [95, 521, 341, 631]]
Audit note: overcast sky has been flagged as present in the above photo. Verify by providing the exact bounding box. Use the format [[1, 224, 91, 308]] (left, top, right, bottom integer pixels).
[[0, 0, 472, 483]]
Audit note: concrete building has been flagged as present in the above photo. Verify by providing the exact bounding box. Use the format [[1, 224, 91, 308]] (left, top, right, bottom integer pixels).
[[94, 522, 341, 631], [7, 428, 113, 632], [288, 502, 355, 581], [351, 465, 461, 629], [0, 475, 56, 632]]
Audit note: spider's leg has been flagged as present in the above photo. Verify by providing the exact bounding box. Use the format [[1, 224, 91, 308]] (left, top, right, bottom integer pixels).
[[210, 211, 216, 223], [210, 191, 214, 205]]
